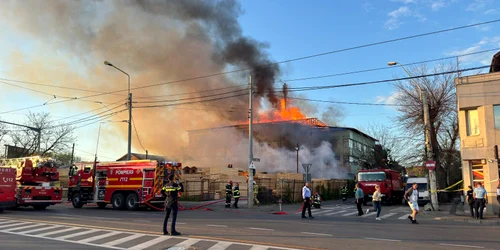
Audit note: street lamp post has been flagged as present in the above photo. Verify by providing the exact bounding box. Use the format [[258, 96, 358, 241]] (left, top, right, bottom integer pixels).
[[388, 61, 439, 210], [104, 61, 132, 161], [295, 144, 299, 173]]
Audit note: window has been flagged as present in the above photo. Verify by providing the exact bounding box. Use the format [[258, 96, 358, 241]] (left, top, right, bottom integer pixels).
[[357, 172, 386, 181], [470, 160, 484, 186], [343, 138, 349, 148], [465, 109, 480, 136], [84, 165, 92, 174], [331, 139, 338, 148], [494, 105, 500, 129], [343, 155, 350, 164]]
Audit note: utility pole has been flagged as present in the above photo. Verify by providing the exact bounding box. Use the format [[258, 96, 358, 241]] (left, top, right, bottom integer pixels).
[[296, 144, 299, 173], [70, 143, 75, 164], [423, 94, 439, 210], [248, 75, 254, 209]]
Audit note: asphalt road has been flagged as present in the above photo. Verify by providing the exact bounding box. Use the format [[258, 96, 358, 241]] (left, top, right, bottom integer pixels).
[[0, 203, 497, 250]]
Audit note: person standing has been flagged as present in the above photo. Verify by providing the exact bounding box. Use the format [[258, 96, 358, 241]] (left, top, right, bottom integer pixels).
[[366, 184, 382, 220], [465, 185, 475, 218], [253, 181, 260, 207], [341, 186, 348, 202], [232, 182, 240, 208], [473, 182, 487, 220], [404, 182, 419, 224], [225, 180, 233, 208], [355, 184, 364, 216], [301, 182, 313, 219], [161, 174, 184, 236]]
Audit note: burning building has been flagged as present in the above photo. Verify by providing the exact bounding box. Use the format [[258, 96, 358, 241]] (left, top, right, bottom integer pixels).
[[185, 105, 378, 177]]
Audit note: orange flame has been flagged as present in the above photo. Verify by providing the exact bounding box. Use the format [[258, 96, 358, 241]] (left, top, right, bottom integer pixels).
[[241, 98, 307, 124]]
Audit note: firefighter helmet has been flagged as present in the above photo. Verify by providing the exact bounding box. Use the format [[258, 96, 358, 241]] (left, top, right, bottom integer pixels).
[[229, 180, 233, 184]]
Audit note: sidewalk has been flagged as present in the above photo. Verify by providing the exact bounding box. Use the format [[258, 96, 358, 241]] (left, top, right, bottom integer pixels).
[[423, 203, 500, 225]]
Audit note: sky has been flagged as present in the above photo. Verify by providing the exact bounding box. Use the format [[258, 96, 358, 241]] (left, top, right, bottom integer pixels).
[[0, 0, 499, 162]]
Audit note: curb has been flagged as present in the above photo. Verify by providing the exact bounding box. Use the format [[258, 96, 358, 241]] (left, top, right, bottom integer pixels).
[[434, 217, 500, 225]]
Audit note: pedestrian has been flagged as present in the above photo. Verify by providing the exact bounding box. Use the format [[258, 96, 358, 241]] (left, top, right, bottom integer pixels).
[[161, 174, 184, 236], [225, 180, 233, 208], [355, 183, 364, 216], [496, 181, 500, 218], [473, 182, 487, 220], [497, 181, 500, 218], [301, 182, 313, 219], [366, 184, 382, 220], [341, 186, 347, 202], [253, 181, 260, 207], [404, 182, 419, 224], [232, 182, 240, 208], [465, 185, 475, 218]]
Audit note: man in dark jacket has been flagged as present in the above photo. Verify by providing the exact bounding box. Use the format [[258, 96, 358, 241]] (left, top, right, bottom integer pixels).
[[466, 185, 475, 218], [161, 174, 184, 236]]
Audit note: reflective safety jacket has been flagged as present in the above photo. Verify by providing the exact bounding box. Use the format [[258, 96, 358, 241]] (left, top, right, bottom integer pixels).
[[253, 184, 259, 194], [161, 181, 184, 209], [225, 184, 233, 195], [312, 194, 321, 204], [233, 186, 240, 198], [341, 187, 347, 195]]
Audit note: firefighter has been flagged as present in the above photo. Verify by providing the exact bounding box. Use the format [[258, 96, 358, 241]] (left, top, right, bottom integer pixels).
[[312, 192, 322, 209], [161, 174, 184, 236], [341, 186, 348, 202], [232, 182, 240, 208], [253, 181, 260, 206], [225, 180, 233, 208]]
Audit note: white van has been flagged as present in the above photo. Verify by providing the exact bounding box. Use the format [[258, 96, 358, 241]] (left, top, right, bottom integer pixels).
[[405, 177, 430, 205]]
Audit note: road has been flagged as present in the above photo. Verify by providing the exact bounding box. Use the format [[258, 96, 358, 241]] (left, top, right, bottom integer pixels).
[[0, 202, 497, 250]]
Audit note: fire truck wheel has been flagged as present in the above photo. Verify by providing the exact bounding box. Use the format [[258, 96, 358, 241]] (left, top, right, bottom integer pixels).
[[72, 193, 84, 208], [126, 193, 139, 211], [97, 202, 107, 209], [112, 193, 126, 210]]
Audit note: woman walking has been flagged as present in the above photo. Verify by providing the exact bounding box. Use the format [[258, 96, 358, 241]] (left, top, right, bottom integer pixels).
[[366, 184, 382, 220]]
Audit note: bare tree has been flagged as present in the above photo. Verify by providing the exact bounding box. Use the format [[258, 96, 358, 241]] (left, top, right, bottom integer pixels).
[[8, 112, 75, 157], [393, 61, 462, 189]]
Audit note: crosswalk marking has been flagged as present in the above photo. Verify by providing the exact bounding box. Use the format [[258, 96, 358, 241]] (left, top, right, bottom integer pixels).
[[342, 211, 359, 216], [56, 229, 99, 240], [171, 238, 200, 248], [362, 212, 376, 217], [101, 233, 144, 247], [37, 227, 80, 237], [0, 222, 29, 229], [77, 231, 122, 243], [379, 213, 397, 219], [207, 241, 233, 250], [249, 246, 269, 250], [2, 223, 43, 232], [323, 210, 348, 216], [398, 214, 411, 220], [22, 225, 62, 234], [126, 236, 170, 250], [311, 210, 332, 215]]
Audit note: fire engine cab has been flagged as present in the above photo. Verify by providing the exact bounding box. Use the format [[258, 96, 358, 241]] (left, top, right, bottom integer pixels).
[[67, 160, 182, 210]]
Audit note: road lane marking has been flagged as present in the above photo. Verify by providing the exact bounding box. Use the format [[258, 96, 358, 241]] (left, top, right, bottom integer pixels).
[[301, 232, 333, 236], [101, 234, 144, 247], [127, 236, 171, 250], [37, 227, 80, 237], [379, 213, 397, 219], [362, 212, 376, 217], [0, 222, 30, 229], [171, 238, 201, 249], [311, 210, 332, 215], [206, 224, 228, 228], [323, 210, 348, 216], [398, 214, 411, 219], [364, 237, 402, 242], [249, 246, 269, 250], [439, 243, 484, 249], [22, 225, 63, 234], [341, 211, 359, 216], [56, 229, 99, 240], [2, 223, 43, 232], [248, 227, 274, 231], [78, 231, 122, 243], [207, 241, 233, 250]]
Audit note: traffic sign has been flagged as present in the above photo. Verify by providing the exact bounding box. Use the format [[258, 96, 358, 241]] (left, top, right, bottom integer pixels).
[[425, 160, 436, 171], [252, 158, 260, 162], [302, 164, 312, 173], [249, 161, 256, 169]]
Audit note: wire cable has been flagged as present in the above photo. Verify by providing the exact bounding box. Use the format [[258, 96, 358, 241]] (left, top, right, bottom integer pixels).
[[131, 117, 146, 152]]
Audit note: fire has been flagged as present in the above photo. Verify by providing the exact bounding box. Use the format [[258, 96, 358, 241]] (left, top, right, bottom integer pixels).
[[247, 98, 307, 124]]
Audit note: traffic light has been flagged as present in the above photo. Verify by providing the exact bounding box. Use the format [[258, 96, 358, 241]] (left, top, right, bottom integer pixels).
[[251, 168, 256, 176]]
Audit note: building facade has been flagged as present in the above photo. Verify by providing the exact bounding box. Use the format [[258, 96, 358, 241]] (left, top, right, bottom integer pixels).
[[456, 71, 500, 215]]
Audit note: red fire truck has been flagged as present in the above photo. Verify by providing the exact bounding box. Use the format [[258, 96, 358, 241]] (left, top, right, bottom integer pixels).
[[0, 156, 63, 210], [67, 160, 182, 210], [357, 168, 404, 205], [0, 167, 17, 213]]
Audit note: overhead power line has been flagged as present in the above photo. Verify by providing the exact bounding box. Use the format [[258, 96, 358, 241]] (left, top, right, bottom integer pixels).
[[280, 96, 406, 107], [132, 117, 146, 152]]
